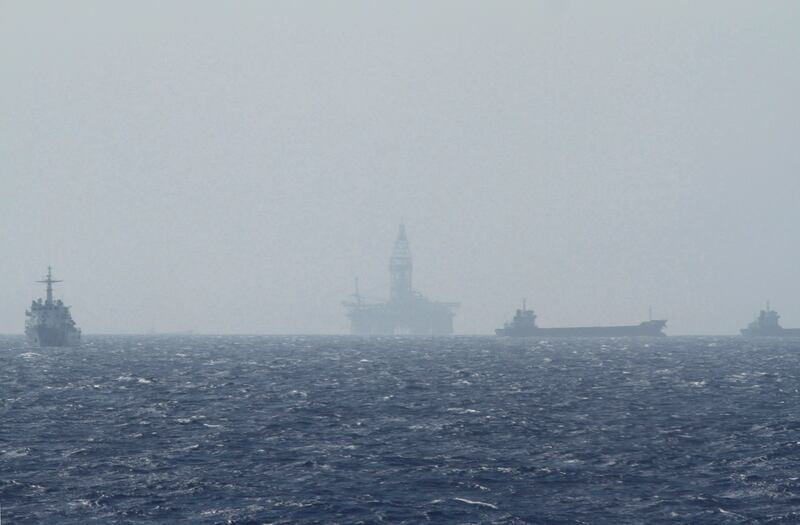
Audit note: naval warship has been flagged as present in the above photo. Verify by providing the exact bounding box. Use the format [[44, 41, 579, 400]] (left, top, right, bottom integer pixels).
[[25, 267, 81, 347], [496, 300, 667, 337], [740, 303, 800, 337]]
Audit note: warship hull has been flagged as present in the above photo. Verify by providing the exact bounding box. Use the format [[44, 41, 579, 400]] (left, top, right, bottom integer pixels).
[[740, 328, 800, 337], [25, 325, 81, 347], [496, 320, 667, 338]]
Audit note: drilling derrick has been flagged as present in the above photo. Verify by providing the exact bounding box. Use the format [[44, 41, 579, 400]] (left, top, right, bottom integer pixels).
[[389, 224, 413, 302]]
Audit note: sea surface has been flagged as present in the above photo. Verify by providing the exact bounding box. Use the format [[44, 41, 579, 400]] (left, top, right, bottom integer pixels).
[[2, 335, 800, 524]]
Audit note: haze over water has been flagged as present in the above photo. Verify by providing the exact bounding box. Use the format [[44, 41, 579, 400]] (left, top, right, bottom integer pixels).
[[2, 1, 800, 335]]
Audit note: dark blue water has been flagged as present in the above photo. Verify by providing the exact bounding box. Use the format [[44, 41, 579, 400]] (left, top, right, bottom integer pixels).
[[2, 336, 800, 524]]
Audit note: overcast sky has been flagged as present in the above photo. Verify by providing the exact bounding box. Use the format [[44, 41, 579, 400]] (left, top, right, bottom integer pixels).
[[1, 1, 798, 335]]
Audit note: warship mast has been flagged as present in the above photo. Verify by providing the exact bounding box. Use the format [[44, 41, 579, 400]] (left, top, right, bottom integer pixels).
[[37, 266, 63, 306]]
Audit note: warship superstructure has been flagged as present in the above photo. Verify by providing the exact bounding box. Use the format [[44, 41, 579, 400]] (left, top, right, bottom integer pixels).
[[740, 303, 800, 337], [343, 224, 458, 335], [25, 267, 81, 347], [496, 300, 667, 337]]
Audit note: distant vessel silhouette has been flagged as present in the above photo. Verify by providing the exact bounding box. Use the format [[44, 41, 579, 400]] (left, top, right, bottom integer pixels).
[[496, 300, 666, 337], [25, 267, 81, 347], [740, 303, 800, 337]]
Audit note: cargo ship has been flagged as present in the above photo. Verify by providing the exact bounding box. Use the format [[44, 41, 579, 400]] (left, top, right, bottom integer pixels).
[[25, 267, 81, 347], [740, 303, 800, 337], [495, 300, 666, 337]]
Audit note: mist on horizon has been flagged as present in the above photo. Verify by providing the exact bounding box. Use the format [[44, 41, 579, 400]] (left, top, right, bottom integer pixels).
[[2, 1, 799, 335]]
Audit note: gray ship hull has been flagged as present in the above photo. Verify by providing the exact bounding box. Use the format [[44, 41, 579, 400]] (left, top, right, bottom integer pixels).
[[740, 328, 800, 337], [496, 320, 667, 338], [25, 325, 81, 347]]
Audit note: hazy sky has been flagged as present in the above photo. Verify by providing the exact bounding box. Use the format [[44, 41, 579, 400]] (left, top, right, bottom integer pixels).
[[2, 1, 798, 335]]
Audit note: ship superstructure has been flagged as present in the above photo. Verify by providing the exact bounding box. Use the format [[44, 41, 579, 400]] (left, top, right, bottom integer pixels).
[[740, 303, 800, 337], [343, 224, 458, 335], [25, 267, 81, 347], [496, 300, 666, 337]]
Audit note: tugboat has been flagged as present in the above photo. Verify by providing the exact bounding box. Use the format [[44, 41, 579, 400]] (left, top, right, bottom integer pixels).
[[25, 267, 81, 347], [496, 300, 667, 337], [740, 303, 800, 337]]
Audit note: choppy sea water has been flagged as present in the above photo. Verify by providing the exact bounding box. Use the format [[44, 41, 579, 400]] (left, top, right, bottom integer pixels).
[[2, 335, 800, 524]]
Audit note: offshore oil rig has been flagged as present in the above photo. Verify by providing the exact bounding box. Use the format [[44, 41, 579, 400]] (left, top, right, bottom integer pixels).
[[343, 224, 458, 335]]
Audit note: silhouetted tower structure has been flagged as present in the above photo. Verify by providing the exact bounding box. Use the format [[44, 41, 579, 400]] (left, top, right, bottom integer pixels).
[[389, 224, 413, 302]]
